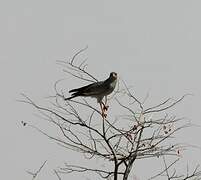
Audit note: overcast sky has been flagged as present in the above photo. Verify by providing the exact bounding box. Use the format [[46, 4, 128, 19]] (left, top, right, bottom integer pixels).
[[1, 0, 201, 179]]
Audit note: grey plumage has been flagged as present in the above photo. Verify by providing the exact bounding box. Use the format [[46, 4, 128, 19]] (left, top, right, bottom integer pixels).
[[65, 72, 117, 103]]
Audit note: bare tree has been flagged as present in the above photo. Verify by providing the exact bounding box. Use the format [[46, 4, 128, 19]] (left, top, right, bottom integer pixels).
[[20, 48, 201, 180]]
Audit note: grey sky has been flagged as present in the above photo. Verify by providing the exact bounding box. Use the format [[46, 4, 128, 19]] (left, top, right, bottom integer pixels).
[[1, 0, 201, 179]]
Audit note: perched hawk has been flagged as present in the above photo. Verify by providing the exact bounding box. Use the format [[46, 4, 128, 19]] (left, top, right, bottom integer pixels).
[[65, 72, 117, 117]]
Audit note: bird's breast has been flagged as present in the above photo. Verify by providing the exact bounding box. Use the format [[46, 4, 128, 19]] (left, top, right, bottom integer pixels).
[[104, 79, 117, 95], [110, 79, 117, 89]]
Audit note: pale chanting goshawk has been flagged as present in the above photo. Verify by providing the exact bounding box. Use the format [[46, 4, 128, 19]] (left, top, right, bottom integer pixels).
[[65, 72, 117, 116]]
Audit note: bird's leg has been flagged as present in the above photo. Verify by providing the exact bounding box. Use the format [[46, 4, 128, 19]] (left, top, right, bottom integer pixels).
[[102, 96, 109, 111], [100, 102, 107, 118]]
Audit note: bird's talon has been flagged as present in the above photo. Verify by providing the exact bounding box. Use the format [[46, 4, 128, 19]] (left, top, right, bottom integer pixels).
[[103, 105, 109, 111], [101, 113, 107, 118]]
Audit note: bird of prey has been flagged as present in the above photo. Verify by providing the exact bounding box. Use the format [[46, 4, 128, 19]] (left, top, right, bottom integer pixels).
[[65, 72, 117, 117]]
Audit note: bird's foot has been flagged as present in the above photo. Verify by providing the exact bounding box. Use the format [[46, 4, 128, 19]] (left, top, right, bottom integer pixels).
[[101, 112, 107, 118], [103, 105, 109, 111]]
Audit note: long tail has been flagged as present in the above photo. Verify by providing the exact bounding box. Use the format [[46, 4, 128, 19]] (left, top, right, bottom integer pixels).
[[69, 83, 92, 93], [65, 95, 77, 100], [69, 88, 78, 93], [65, 91, 81, 100]]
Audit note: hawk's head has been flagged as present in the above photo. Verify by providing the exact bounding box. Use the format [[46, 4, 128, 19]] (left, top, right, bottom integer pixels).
[[110, 72, 117, 80]]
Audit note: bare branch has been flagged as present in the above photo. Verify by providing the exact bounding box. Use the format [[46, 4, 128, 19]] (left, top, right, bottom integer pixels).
[[54, 170, 62, 180], [26, 160, 47, 180], [144, 94, 192, 114]]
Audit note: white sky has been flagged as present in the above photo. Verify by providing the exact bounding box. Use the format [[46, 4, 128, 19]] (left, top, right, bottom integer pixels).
[[1, 0, 201, 179]]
